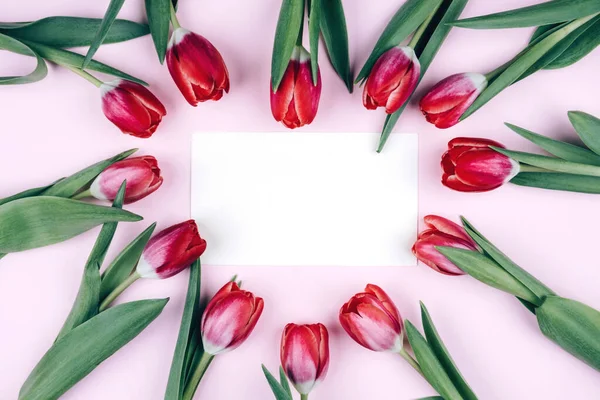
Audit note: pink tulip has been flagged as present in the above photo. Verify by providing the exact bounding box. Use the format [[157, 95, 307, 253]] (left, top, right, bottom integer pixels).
[[167, 28, 230, 106], [280, 323, 329, 396], [412, 215, 478, 275], [100, 79, 166, 138], [339, 284, 403, 352], [136, 220, 207, 279], [420, 73, 487, 128], [90, 156, 163, 204], [201, 282, 264, 355], [363, 46, 420, 114], [442, 137, 520, 192], [270, 46, 321, 129]]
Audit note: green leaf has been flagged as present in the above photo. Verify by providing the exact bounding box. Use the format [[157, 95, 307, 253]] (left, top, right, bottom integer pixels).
[[355, 0, 442, 84], [100, 223, 156, 301], [0, 17, 149, 48], [145, 0, 171, 63], [537, 296, 600, 371], [377, 0, 468, 152], [278, 366, 293, 397], [320, 0, 353, 92], [271, 0, 304, 91], [0, 183, 57, 207], [416, 397, 445, 400], [308, 0, 321, 86], [0, 197, 141, 254], [531, 23, 559, 42], [511, 172, 600, 194], [505, 123, 600, 166], [545, 19, 600, 68], [404, 321, 463, 400], [461, 16, 597, 121], [42, 149, 137, 198], [0, 33, 47, 85], [261, 365, 293, 400], [82, 0, 127, 69], [420, 302, 478, 400], [450, 0, 600, 29], [19, 298, 168, 400], [436, 247, 541, 305], [165, 260, 201, 400], [568, 111, 600, 156]]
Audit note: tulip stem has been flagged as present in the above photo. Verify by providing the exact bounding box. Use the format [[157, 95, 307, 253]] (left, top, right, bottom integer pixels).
[[399, 348, 425, 379], [518, 164, 552, 173], [408, 3, 441, 49], [182, 351, 215, 400], [99, 272, 140, 312], [169, 1, 181, 30], [63, 65, 103, 88], [301, 395, 309, 400]]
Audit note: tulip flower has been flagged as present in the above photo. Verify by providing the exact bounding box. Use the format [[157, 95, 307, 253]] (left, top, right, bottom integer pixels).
[[100, 79, 166, 138], [420, 73, 487, 129], [442, 137, 520, 192], [270, 46, 321, 129], [363, 46, 420, 114], [339, 284, 403, 353], [201, 281, 264, 355], [412, 215, 478, 275], [166, 28, 230, 106], [86, 156, 163, 204], [280, 323, 329, 397]]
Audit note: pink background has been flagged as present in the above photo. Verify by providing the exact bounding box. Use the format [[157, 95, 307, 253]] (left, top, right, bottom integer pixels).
[[1, 0, 599, 399]]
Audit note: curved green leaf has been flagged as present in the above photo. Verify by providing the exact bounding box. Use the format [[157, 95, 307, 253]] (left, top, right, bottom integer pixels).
[[262, 365, 293, 400], [0, 17, 148, 48], [451, 0, 600, 29], [146, 0, 171, 63], [568, 111, 600, 156], [278, 366, 292, 397], [320, 0, 353, 92], [0, 183, 56, 207], [271, 0, 304, 91], [0, 33, 47, 85], [493, 146, 600, 177], [308, 0, 321, 86], [19, 298, 168, 400], [512, 172, 600, 194], [546, 19, 600, 68], [83, 0, 127, 68]]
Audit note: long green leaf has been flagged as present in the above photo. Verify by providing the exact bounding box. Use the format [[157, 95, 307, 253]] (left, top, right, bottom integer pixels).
[[451, 0, 600, 29], [546, 19, 600, 68], [100, 223, 156, 301], [505, 123, 600, 166], [568, 111, 600, 156], [320, 0, 353, 92], [165, 260, 201, 400], [0, 197, 141, 253], [19, 298, 168, 400], [0, 183, 56, 207], [511, 172, 600, 194], [0, 33, 47, 85], [83, 0, 127, 69], [261, 365, 293, 400], [278, 366, 293, 397], [355, 0, 442, 83], [42, 149, 137, 198], [420, 302, 478, 400], [308, 0, 321, 86], [0, 17, 148, 48], [404, 321, 463, 400], [271, 0, 304, 91], [145, 0, 171, 63]]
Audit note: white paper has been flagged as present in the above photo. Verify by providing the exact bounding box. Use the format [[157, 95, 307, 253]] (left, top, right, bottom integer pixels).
[[191, 132, 418, 267]]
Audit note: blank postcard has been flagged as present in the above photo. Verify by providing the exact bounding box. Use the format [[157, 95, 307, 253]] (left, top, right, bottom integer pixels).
[[191, 132, 418, 267]]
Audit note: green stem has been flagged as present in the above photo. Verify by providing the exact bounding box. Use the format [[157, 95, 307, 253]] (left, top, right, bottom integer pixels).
[[182, 351, 215, 400], [71, 188, 92, 200], [399, 347, 425, 379], [518, 164, 552, 173], [408, 3, 441, 49], [484, 60, 511, 81], [169, 1, 181, 30], [99, 272, 140, 312], [63, 65, 103, 87], [301, 394, 309, 400]]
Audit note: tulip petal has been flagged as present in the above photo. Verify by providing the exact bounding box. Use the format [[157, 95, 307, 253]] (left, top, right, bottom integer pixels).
[[423, 215, 473, 244], [271, 62, 296, 122], [281, 325, 320, 394], [413, 231, 475, 275], [420, 73, 484, 114], [293, 61, 321, 126], [448, 137, 505, 150], [348, 304, 403, 352], [364, 284, 402, 324], [455, 149, 519, 188], [102, 86, 153, 136]]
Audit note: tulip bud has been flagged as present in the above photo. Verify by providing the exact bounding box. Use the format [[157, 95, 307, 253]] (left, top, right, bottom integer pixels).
[[280, 323, 330, 396], [419, 73, 487, 129], [89, 156, 163, 204], [136, 220, 207, 279], [100, 79, 166, 138], [167, 28, 230, 106], [201, 282, 264, 355], [412, 215, 478, 275], [363, 46, 420, 114], [270, 46, 321, 129], [441, 137, 520, 192], [339, 284, 403, 352]]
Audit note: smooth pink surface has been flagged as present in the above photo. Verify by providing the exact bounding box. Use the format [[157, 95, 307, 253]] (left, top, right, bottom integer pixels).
[[0, 1, 599, 399]]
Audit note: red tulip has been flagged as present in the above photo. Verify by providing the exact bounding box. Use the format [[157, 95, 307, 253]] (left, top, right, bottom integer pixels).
[[280, 323, 329, 395], [442, 137, 520, 192], [136, 220, 207, 279], [339, 284, 403, 352], [363, 46, 420, 114], [90, 156, 163, 204], [412, 215, 478, 275], [167, 28, 230, 106], [270, 46, 321, 129], [420, 73, 487, 129], [100, 79, 166, 138], [201, 282, 264, 355]]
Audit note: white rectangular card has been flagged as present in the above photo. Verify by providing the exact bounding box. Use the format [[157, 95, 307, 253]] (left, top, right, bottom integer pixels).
[[191, 132, 418, 267]]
